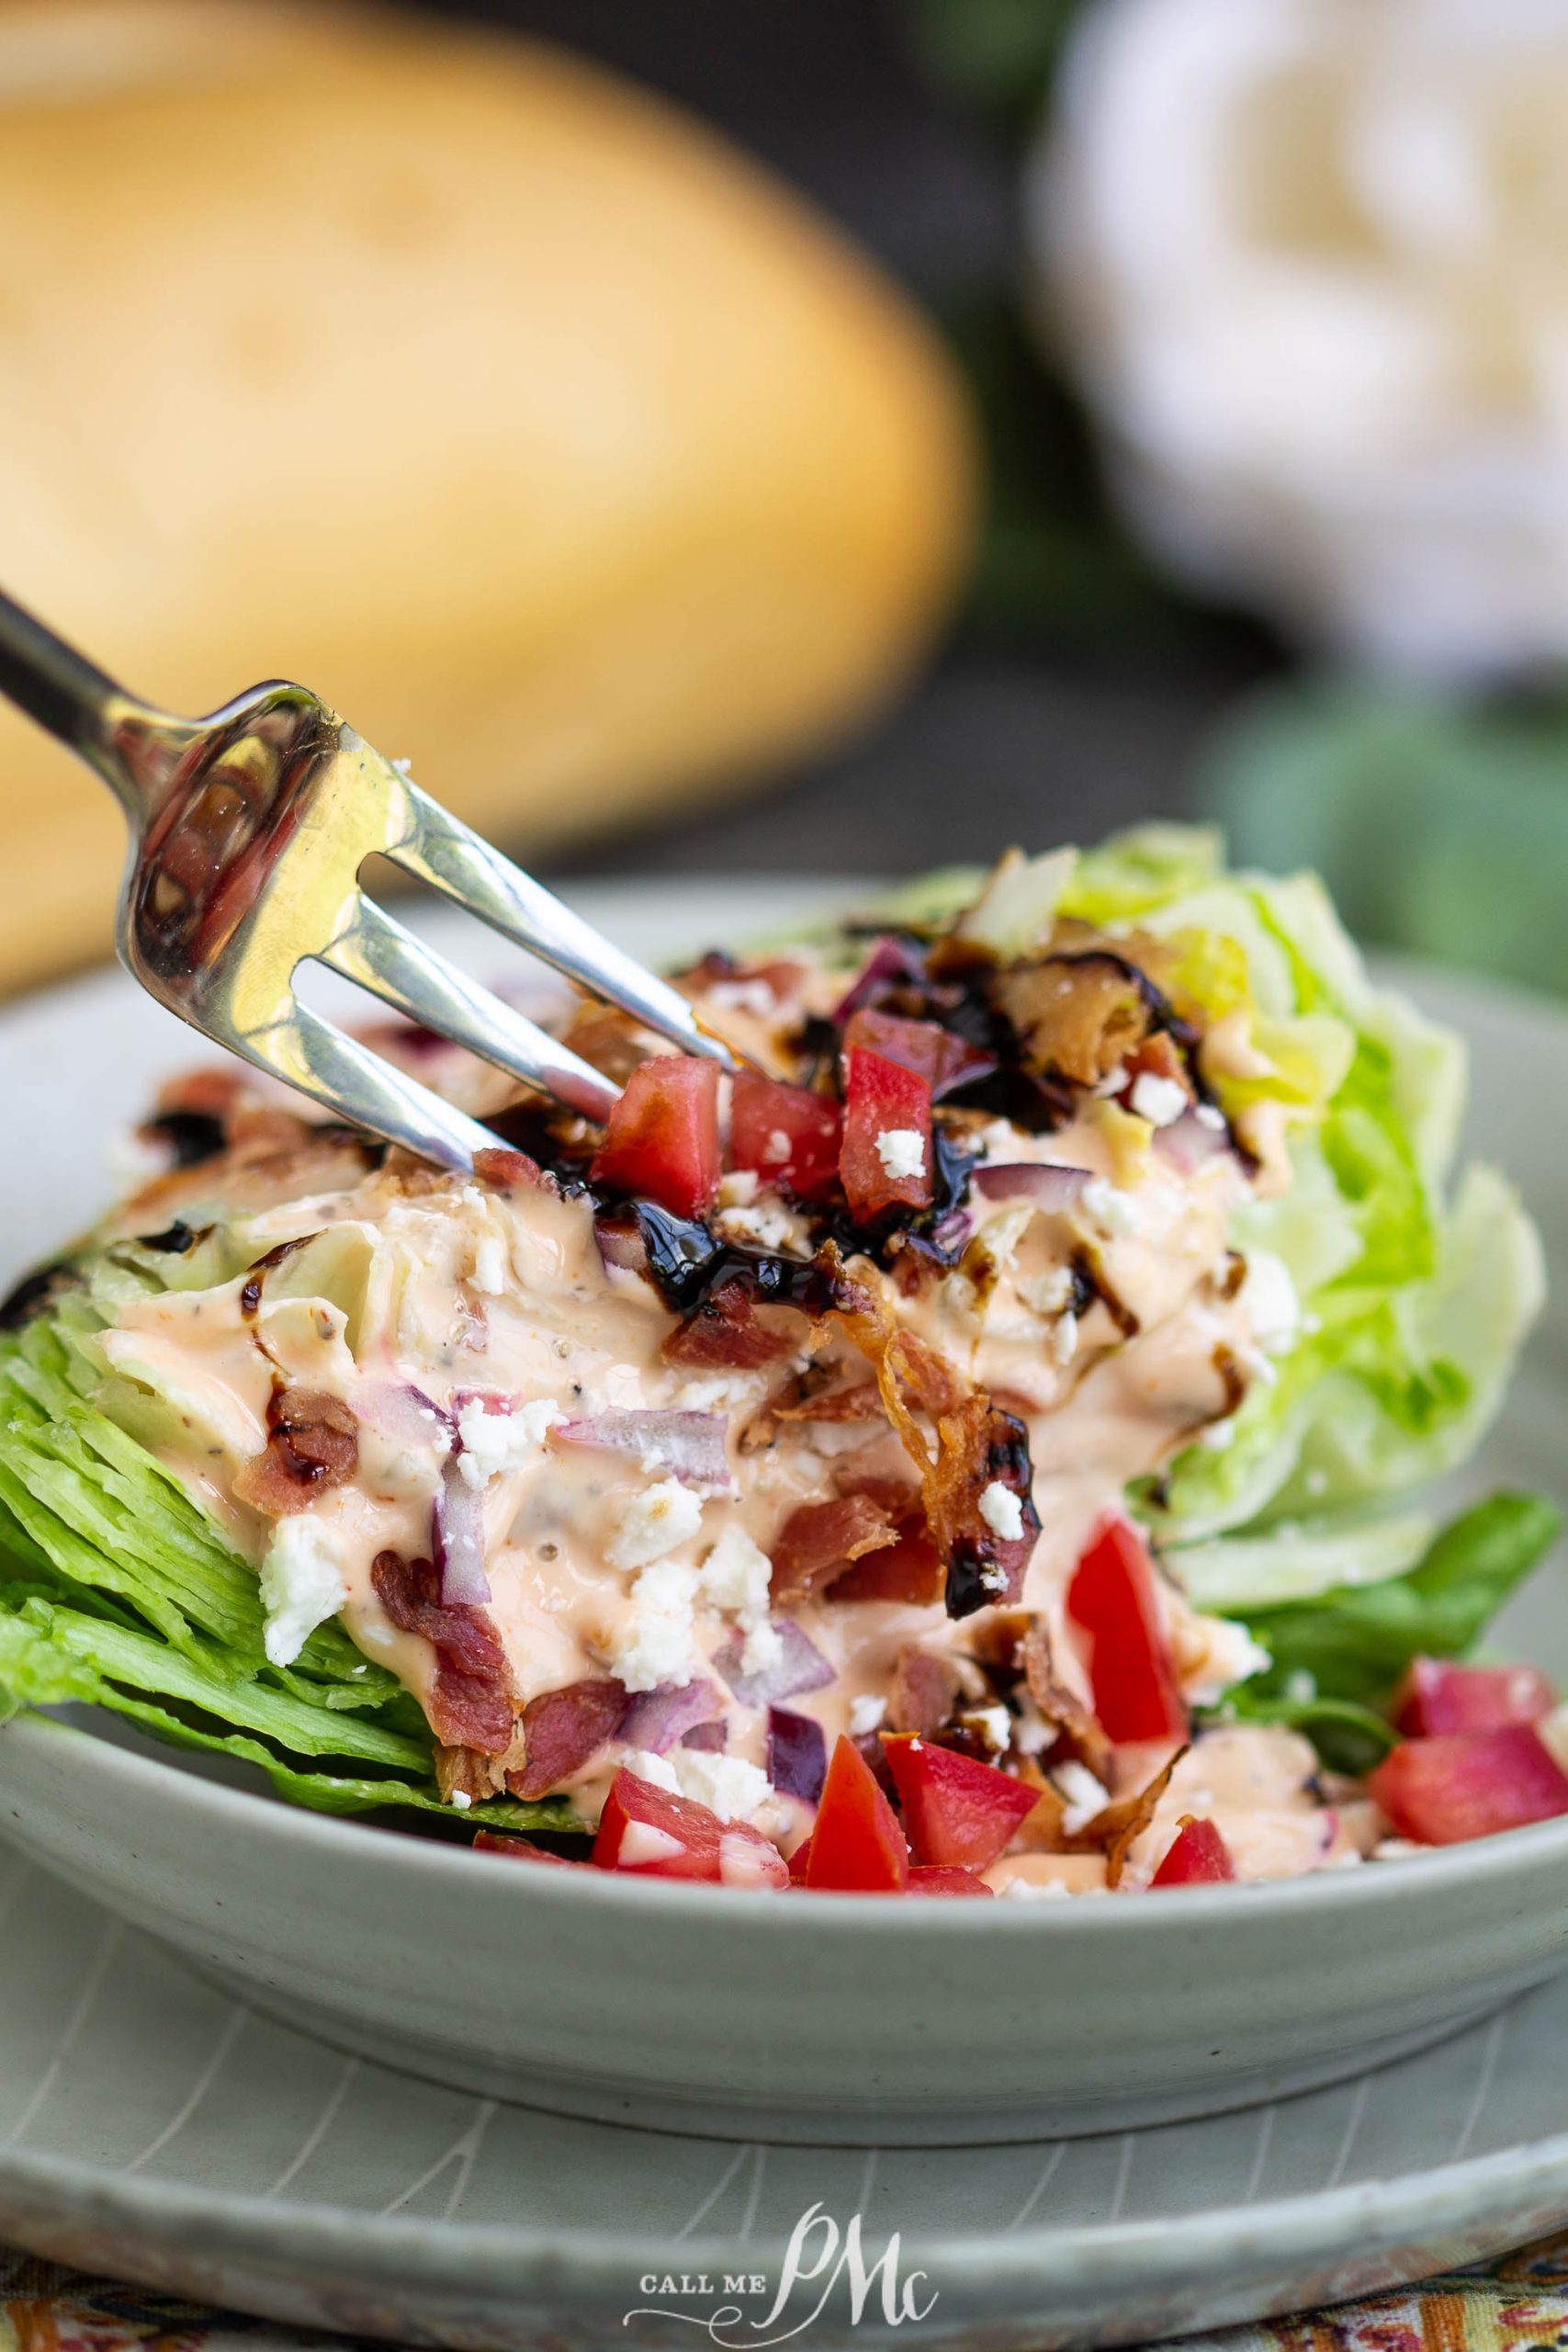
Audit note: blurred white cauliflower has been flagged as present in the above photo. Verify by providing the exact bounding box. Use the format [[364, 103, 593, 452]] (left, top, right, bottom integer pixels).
[[1032, 0, 1568, 680]]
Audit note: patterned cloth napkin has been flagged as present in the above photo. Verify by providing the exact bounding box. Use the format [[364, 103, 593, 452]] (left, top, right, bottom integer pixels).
[[3, 2233, 1568, 2352]]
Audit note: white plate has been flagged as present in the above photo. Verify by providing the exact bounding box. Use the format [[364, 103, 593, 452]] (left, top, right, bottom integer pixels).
[[3, 1854, 1568, 2349]]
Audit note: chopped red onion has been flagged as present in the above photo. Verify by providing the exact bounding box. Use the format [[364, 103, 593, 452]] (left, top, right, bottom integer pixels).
[[554, 1409, 730, 1490], [829, 934, 928, 1024], [681, 1718, 728, 1752], [768, 1707, 828, 1804], [1154, 1109, 1232, 1175], [972, 1162, 1090, 1209], [713, 1619, 834, 1708], [616, 1679, 727, 1756], [355, 1381, 455, 1452], [930, 1207, 973, 1253], [432, 1461, 491, 1606]]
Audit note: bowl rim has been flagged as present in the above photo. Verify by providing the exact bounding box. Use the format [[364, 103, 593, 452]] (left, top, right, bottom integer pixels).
[[9, 1702, 1568, 1934]]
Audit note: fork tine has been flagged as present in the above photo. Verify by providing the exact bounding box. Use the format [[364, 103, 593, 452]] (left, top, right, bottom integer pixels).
[[226, 998, 499, 1171], [318, 896, 620, 1124], [389, 784, 734, 1067]]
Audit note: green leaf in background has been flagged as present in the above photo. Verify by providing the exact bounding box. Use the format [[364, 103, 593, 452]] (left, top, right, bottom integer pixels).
[[1201, 681, 1568, 1000], [1233, 1492, 1562, 1713]]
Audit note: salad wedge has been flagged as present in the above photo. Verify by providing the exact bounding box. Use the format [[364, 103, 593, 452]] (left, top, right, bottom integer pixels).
[[0, 827, 1560, 1894]]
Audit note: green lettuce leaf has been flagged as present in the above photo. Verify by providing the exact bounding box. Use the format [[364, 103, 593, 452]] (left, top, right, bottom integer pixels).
[[0, 1305, 573, 1834]]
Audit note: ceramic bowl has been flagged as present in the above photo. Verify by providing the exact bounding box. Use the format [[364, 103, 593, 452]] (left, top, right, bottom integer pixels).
[[2, 883, 1567, 2146]]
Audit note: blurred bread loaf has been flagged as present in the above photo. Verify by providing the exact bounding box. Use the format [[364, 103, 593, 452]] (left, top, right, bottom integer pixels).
[[0, 0, 975, 992]]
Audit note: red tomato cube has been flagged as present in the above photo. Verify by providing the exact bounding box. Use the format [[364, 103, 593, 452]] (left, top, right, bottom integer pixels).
[[840, 1008, 992, 1101], [907, 1864, 995, 1896], [1370, 1725, 1568, 1847], [1065, 1516, 1188, 1745], [592, 1769, 788, 1887], [804, 1736, 910, 1892], [881, 1735, 1039, 1870], [839, 1046, 933, 1219], [1150, 1815, 1235, 1887], [729, 1073, 842, 1202], [1393, 1657, 1554, 1738], [591, 1057, 721, 1218]]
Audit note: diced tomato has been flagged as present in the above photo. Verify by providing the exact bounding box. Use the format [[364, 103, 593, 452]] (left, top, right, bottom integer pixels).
[[804, 1736, 909, 1892], [472, 1832, 594, 1868], [787, 1832, 815, 1883], [1370, 1725, 1568, 1847], [729, 1073, 842, 1202], [1150, 1816, 1235, 1887], [840, 1009, 993, 1102], [907, 1864, 995, 1896], [592, 1769, 788, 1888], [880, 1734, 1038, 1870], [839, 1047, 933, 1220], [1065, 1516, 1188, 1746], [828, 1516, 945, 1605], [591, 1057, 721, 1217], [1393, 1657, 1554, 1738]]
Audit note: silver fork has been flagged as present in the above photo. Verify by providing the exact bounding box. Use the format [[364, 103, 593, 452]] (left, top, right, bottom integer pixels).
[[0, 585, 733, 1169]]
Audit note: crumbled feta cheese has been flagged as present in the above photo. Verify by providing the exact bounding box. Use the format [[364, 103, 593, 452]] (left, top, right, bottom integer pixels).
[[874, 1127, 926, 1182], [716, 1200, 799, 1253], [764, 1127, 792, 1163], [740, 1620, 785, 1675], [259, 1514, 349, 1668], [621, 1747, 680, 1792], [671, 1747, 773, 1824], [1194, 1102, 1227, 1131], [450, 1790, 472, 1811], [1050, 1310, 1079, 1367], [1282, 1668, 1318, 1706], [978, 1480, 1025, 1543], [1128, 1072, 1189, 1128], [1018, 1264, 1076, 1317], [1000, 1875, 1072, 1900], [456, 1396, 564, 1487], [1053, 1760, 1111, 1837], [1372, 1838, 1427, 1861], [1182, 1617, 1273, 1708], [716, 1169, 760, 1208], [705, 978, 778, 1018], [608, 1478, 706, 1574], [673, 1373, 767, 1413], [609, 1560, 700, 1690], [1197, 1415, 1235, 1452], [1079, 1177, 1143, 1237], [848, 1693, 887, 1738], [699, 1523, 773, 1620], [1239, 1250, 1301, 1356], [966, 1702, 1011, 1752], [1011, 1693, 1051, 1757]]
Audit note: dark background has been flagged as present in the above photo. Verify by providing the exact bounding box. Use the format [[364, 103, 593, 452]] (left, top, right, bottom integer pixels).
[[419, 0, 1278, 884]]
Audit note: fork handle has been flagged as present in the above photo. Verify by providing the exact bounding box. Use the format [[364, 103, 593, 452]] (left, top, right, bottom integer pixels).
[[0, 583, 126, 751]]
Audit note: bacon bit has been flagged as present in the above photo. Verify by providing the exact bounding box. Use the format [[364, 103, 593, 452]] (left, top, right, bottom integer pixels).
[[507, 1678, 629, 1802], [886, 1645, 963, 1737], [471, 1146, 544, 1192], [776, 1382, 886, 1424], [233, 1385, 359, 1514], [1081, 1746, 1188, 1888], [558, 1003, 656, 1086], [830, 1268, 1038, 1618], [828, 1487, 945, 1605], [371, 1550, 516, 1755], [436, 1742, 509, 1803], [994, 954, 1159, 1088], [1023, 1622, 1114, 1783], [928, 1396, 1041, 1619], [768, 1493, 899, 1605], [661, 1277, 803, 1370]]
